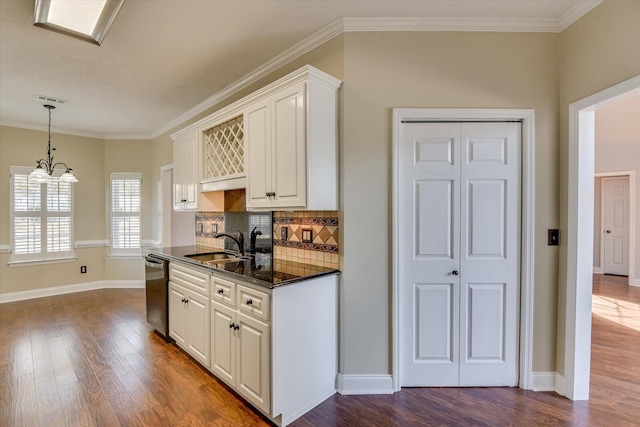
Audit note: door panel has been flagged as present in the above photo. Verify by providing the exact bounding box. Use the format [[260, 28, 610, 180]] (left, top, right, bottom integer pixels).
[[271, 82, 306, 208], [169, 284, 187, 346], [245, 101, 271, 208], [186, 292, 210, 367], [459, 122, 519, 387], [236, 312, 270, 413], [603, 177, 630, 275], [467, 180, 506, 258], [465, 283, 505, 360], [416, 180, 454, 258], [400, 123, 460, 386], [411, 282, 459, 386], [211, 302, 236, 386], [400, 121, 520, 387]]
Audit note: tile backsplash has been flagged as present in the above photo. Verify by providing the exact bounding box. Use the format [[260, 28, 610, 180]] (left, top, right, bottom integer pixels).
[[273, 211, 339, 269], [195, 210, 340, 269], [195, 212, 225, 249]]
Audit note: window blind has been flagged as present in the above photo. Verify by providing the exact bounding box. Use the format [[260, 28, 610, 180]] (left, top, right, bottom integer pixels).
[[111, 173, 142, 255], [10, 166, 75, 262]]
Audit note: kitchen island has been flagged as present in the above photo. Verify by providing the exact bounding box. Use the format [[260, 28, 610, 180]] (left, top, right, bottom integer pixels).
[[146, 246, 339, 427]]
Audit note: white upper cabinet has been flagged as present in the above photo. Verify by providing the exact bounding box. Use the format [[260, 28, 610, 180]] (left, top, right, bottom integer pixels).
[[173, 131, 199, 211], [171, 65, 341, 210], [245, 69, 340, 210]]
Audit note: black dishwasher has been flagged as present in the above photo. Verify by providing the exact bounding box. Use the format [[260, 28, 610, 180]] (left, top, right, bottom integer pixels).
[[144, 255, 172, 341]]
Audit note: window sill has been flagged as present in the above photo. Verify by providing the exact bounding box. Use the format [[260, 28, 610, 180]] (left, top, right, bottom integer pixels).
[[8, 257, 78, 268], [108, 254, 143, 260]]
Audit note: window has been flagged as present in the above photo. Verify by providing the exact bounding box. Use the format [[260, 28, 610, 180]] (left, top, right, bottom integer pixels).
[[110, 173, 141, 256], [10, 166, 75, 263]]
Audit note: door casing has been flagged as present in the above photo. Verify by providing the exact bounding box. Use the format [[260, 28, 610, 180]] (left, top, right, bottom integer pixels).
[[565, 76, 640, 401], [392, 108, 536, 392]]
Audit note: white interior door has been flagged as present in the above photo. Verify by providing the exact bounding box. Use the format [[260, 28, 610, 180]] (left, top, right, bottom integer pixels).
[[602, 177, 630, 276], [399, 122, 520, 387]]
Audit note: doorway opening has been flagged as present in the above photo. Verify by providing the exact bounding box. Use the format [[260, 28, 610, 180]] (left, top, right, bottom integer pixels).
[[594, 172, 635, 278], [563, 75, 640, 401]]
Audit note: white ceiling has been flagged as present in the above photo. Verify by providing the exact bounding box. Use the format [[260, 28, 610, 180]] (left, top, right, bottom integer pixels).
[[0, 0, 601, 139]]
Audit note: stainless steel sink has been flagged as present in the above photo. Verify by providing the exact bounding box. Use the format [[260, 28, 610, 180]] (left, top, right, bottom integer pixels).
[[185, 252, 241, 263]]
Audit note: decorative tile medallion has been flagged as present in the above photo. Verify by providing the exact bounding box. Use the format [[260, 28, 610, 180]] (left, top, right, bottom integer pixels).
[[273, 211, 339, 254]]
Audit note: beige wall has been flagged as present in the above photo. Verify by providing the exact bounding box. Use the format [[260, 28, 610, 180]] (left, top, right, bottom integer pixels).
[[0, 126, 107, 293], [593, 94, 640, 280], [0, 126, 155, 293], [341, 31, 560, 374], [557, 0, 640, 374]]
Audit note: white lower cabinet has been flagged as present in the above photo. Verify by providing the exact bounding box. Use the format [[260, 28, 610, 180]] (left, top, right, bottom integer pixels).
[[169, 263, 211, 368], [209, 273, 338, 426], [211, 301, 270, 413], [168, 260, 338, 427]]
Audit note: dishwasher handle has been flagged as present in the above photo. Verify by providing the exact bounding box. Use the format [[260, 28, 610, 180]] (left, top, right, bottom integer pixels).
[[145, 256, 165, 268]]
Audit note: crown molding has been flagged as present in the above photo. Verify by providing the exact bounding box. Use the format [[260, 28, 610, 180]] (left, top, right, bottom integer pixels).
[[3, 4, 603, 141], [342, 17, 560, 33], [558, 0, 603, 32], [152, 18, 344, 141], [0, 120, 107, 140], [155, 7, 602, 140]]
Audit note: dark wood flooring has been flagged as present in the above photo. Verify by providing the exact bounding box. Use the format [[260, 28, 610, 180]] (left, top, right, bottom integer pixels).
[[1, 274, 638, 426]]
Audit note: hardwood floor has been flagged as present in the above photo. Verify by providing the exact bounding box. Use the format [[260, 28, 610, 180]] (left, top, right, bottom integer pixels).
[[1, 275, 638, 426]]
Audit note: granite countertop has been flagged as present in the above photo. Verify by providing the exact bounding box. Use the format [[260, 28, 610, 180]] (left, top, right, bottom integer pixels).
[[146, 246, 340, 289]]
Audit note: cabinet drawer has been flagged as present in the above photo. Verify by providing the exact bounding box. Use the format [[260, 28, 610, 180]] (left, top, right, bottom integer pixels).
[[211, 275, 236, 307], [237, 285, 270, 322], [170, 262, 210, 296]]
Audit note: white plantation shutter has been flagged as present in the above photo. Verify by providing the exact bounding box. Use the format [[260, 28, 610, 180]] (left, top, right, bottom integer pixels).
[[10, 166, 75, 262], [111, 173, 142, 255]]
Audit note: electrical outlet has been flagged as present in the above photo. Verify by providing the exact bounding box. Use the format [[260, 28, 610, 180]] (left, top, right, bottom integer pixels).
[[80, 266, 87, 274]]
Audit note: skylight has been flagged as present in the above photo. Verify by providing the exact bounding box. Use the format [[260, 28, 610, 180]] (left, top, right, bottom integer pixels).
[[47, 0, 107, 37], [34, 0, 124, 46]]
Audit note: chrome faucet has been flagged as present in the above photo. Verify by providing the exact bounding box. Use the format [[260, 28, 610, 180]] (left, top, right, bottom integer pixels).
[[214, 232, 244, 256]]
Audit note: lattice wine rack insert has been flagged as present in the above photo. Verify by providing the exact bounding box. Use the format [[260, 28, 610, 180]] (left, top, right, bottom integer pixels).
[[203, 116, 244, 181]]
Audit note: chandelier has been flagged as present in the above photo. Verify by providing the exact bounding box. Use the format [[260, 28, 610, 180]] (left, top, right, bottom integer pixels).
[[29, 104, 78, 183]]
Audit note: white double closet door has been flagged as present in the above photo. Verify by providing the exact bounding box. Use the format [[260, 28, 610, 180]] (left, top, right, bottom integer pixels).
[[399, 122, 520, 387]]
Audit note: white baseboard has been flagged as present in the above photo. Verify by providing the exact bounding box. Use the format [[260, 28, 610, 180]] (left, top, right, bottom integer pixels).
[[554, 373, 565, 396], [630, 278, 640, 287], [0, 280, 145, 303], [593, 267, 604, 274], [336, 374, 394, 395], [530, 371, 557, 392]]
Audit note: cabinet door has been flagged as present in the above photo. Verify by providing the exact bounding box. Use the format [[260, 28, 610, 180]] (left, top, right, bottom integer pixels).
[[183, 132, 199, 209], [245, 100, 272, 209], [173, 140, 184, 209], [169, 283, 187, 346], [211, 301, 236, 386], [173, 132, 199, 211], [236, 312, 270, 414], [271, 82, 306, 209], [186, 291, 210, 367]]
